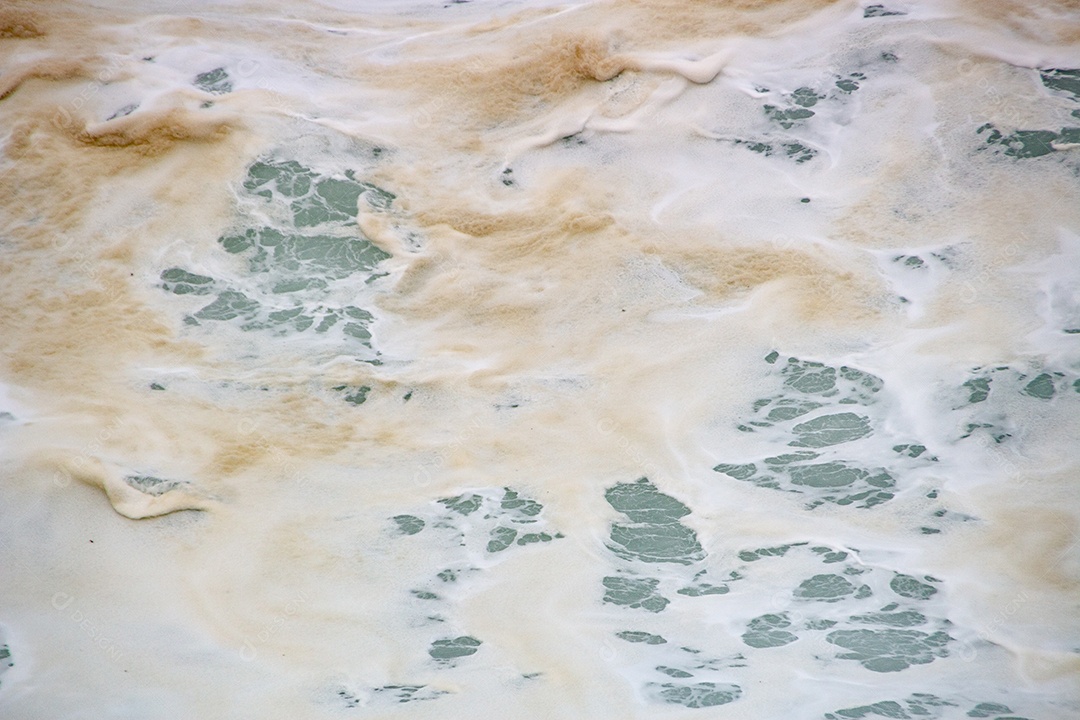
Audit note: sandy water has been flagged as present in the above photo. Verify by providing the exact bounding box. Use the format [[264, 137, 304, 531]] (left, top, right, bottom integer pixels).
[[1, 0, 1079, 717]]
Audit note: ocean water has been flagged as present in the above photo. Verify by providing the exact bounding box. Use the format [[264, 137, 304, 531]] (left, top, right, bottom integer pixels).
[[1, 0, 1079, 717]]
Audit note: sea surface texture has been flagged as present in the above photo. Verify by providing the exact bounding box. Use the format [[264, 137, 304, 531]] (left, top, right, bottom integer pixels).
[[1, 0, 1079, 718]]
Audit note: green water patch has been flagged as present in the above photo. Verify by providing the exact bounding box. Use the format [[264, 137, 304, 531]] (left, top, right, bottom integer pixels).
[[290, 174, 395, 227], [864, 4, 905, 17], [951, 365, 1080, 447], [836, 71, 865, 93], [160, 156, 393, 357], [160, 268, 215, 295], [713, 462, 761, 482], [678, 568, 739, 597], [739, 542, 807, 562], [393, 515, 425, 535], [820, 699, 1032, 720], [892, 443, 932, 459], [106, 103, 138, 121], [764, 103, 816, 129], [390, 485, 562, 605], [677, 581, 730, 597], [762, 397, 825, 423], [193, 290, 261, 322], [610, 640, 749, 710], [194, 67, 232, 94], [500, 488, 542, 518], [721, 544, 958, 676], [731, 138, 818, 163], [371, 685, 449, 703], [813, 546, 851, 563], [742, 613, 798, 648], [849, 610, 927, 627], [169, 278, 379, 342], [333, 384, 370, 406], [958, 422, 1011, 444], [438, 493, 483, 516], [438, 487, 553, 530], [742, 540, 850, 565], [978, 123, 1080, 158], [220, 226, 390, 279], [731, 68, 868, 181], [763, 452, 820, 469], [1040, 68, 1080, 101], [517, 532, 555, 546], [616, 630, 667, 645], [184, 291, 365, 339], [242, 160, 395, 220], [0, 643, 11, 688], [793, 357, 882, 398], [959, 366, 1076, 404], [790, 412, 873, 447], [794, 573, 860, 602], [124, 474, 185, 496], [648, 682, 742, 709], [738, 355, 884, 436], [785, 358, 840, 394], [959, 370, 999, 405], [411, 590, 439, 600], [428, 635, 481, 661], [384, 488, 563, 630], [968, 702, 1026, 718], [889, 574, 939, 600], [244, 159, 314, 198], [825, 694, 960, 719], [605, 478, 705, 564], [790, 462, 891, 489], [751, 65, 867, 133], [1021, 372, 1057, 399], [291, 178, 358, 225], [715, 454, 894, 509], [486, 526, 517, 553], [608, 522, 704, 565], [335, 689, 362, 709], [791, 87, 823, 107], [893, 254, 926, 269], [826, 629, 951, 672], [606, 478, 691, 524], [602, 575, 669, 613]]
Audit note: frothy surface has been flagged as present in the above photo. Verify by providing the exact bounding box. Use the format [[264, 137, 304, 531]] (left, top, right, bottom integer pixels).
[[1, 1, 1079, 717]]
